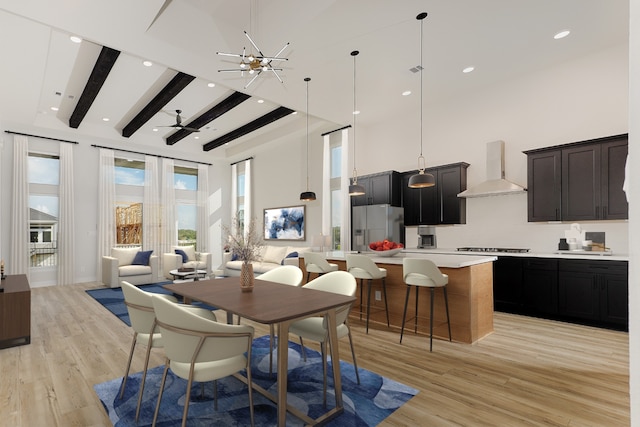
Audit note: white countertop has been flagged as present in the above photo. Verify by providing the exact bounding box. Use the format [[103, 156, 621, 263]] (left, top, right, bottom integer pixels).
[[315, 251, 497, 269], [402, 248, 629, 262]]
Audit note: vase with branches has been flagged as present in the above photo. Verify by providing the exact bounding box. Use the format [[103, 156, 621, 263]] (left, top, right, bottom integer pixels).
[[224, 216, 263, 291]]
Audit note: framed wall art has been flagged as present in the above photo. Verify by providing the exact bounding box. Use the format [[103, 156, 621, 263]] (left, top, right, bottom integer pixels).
[[264, 205, 305, 241]]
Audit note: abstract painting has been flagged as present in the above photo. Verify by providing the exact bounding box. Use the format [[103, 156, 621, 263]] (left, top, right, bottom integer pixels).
[[264, 205, 305, 240]]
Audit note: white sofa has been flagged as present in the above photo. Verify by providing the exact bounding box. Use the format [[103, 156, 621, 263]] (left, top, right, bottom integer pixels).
[[102, 247, 159, 288], [222, 245, 310, 277], [163, 245, 212, 280]]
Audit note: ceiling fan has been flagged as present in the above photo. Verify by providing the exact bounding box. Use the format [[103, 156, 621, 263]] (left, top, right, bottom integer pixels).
[[217, 31, 289, 89], [158, 110, 200, 132]]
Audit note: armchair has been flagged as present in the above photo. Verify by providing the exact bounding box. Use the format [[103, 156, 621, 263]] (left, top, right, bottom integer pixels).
[[163, 245, 212, 280], [102, 247, 159, 288]]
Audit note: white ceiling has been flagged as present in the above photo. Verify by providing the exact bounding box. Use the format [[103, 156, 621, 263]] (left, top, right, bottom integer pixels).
[[0, 0, 629, 160]]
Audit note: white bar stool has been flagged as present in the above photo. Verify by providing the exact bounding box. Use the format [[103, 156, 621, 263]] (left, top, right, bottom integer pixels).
[[346, 254, 390, 333]]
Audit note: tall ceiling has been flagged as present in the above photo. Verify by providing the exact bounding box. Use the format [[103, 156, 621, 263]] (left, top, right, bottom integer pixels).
[[0, 0, 629, 160]]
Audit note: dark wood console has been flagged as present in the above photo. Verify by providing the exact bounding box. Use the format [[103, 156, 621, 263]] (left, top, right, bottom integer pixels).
[[0, 274, 31, 348]]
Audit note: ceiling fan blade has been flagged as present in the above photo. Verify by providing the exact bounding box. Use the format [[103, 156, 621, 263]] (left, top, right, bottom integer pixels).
[[182, 127, 201, 132]]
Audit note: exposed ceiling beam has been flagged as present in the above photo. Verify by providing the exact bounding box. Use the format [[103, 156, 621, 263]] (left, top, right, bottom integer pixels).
[[165, 91, 251, 145], [202, 106, 295, 151], [122, 72, 196, 137], [69, 46, 120, 129]]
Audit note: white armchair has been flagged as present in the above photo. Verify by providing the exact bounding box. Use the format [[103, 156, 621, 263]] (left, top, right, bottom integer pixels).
[[163, 245, 212, 280], [102, 247, 159, 288]]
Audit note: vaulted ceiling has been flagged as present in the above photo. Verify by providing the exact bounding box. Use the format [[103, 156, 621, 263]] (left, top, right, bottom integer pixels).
[[0, 0, 629, 161]]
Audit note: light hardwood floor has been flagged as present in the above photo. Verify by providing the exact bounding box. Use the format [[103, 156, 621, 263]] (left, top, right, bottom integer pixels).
[[0, 282, 629, 426]]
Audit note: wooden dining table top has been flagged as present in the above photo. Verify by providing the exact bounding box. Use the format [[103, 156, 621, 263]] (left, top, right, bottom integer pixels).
[[163, 276, 355, 324]]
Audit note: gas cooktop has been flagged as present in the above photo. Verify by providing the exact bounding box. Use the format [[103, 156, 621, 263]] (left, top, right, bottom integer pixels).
[[456, 247, 530, 253]]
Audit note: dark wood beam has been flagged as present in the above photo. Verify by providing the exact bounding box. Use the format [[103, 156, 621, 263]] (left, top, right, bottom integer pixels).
[[202, 106, 294, 151], [69, 46, 120, 129], [122, 72, 196, 137], [165, 91, 251, 145]]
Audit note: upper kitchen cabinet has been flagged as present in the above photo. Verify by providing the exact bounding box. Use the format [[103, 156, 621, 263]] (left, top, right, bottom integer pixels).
[[350, 170, 402, 207], [402, 163, 469, 226], [524, 134, 628, 222]]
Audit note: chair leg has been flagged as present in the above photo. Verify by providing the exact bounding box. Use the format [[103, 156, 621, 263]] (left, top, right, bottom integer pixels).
[[414, 286, 420, 333], [152, 361, 170, 427], [135, 338, 154, 422], [246, 356, 255, 427], [366, 279, 373, 334], [429, 287, 435, 352], [346, 324, 360, 384], [443, 286, 452, 342], [382, 278, 390, 327], [214, 380, 218, 410], [269, 324, 276, 376], [119, 332, 137, 399], [306, 271, 311, 283], [181, 372, 195, 427], [320, 341, 327, 408], [359, 279, 364, 320], [400, 285, 411, 343], [299, 337, 307, 361]]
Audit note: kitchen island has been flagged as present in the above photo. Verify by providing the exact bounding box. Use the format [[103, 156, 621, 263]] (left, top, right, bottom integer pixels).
[[299, 251, 496, 344]]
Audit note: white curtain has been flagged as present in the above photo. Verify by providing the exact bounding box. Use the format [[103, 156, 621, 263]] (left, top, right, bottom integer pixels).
[[322, 134, 331, 237], [57, 143, 75, 285], [97, 149, 115, 279], [10, 135, 29, 276], [197, 164, 209, 252], [161, 158, 176, 256], [143, 155, 161, 254], [340, 128, 351, 251], [231, 163, 238, 235], [243, 158, 252, 235]]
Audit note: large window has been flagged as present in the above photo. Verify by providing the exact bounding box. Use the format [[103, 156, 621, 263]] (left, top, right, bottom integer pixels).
[[28, 153, 59, 267], [114, 158, 144, 246], [330, 143, 342, 250], [175, 165, 199, 249]]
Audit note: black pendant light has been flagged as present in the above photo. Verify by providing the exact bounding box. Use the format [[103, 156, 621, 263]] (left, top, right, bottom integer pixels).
[[348, 50, 366, 196], [300, 77, 317, 201], [408, 12, 436, 189]]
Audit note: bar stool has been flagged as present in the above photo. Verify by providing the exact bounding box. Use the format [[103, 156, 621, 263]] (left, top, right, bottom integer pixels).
[[346, 254, 389, 333], [303, 252, 339, 282], [400, 258, 451, 351]]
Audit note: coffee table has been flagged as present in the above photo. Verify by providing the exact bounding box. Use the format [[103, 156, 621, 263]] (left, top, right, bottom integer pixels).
[[164, 277, 355, 426], [169, 268, 207, 281]]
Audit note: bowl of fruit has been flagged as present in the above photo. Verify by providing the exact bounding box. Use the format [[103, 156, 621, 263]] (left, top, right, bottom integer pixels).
[[368, 240, 404, 257]]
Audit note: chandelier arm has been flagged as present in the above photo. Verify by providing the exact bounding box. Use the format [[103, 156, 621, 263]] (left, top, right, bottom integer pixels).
[[244, 71, 261, 89], [271, 42, 290, 60], [269, 67, 284, 83], [244, 31, 265, 58]]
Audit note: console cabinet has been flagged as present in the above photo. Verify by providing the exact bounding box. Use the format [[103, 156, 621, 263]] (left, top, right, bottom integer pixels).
[[524, 134, 628, 222], [351, 170, 402, 207], [0, 274, 31, 348], [402, 162, 469, 226]]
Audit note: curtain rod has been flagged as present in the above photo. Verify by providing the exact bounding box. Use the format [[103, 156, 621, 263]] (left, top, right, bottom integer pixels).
[[321, 125, 351, 137], [91, 144, 212, 166], [4, 130, 79, 144], [230, 156, 253, 166]]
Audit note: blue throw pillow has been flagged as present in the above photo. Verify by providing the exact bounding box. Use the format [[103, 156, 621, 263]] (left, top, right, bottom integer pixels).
[[175, 248, 188, 263], [231, 252, 239, 261], [281, 251, 298, 265], [132, 250, 153, 266]]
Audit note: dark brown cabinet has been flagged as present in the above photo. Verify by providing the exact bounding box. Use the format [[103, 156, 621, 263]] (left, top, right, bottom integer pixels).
[[524, 134, 628, 222], [493, 256, 524, 312], [351, 170, 401, 207], [0, 274, 31, 349], [522, 258, 558, 315], [401, 162, 469, 226]]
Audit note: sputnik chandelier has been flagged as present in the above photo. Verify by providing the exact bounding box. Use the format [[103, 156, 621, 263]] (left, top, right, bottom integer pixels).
[[217, 31, 289, 89]]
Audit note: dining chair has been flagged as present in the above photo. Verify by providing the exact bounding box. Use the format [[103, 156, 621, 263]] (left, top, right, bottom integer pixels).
[[120, 281, 216, 422], [400, 258, 452, 352], [151, 295, 255, 427], [303, 252, 339, 282], [256, 265, 304, 375], [288, 270, 360, 406], [345, 254, 390, 333]]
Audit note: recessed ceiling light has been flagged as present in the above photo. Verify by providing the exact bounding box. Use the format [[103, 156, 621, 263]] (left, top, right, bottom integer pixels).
[[402, 90, 412, 96], [353, 110, 360, 115], [102, 117, 110, 122], [69, 35, 82, 43], [554, 30, 570, 40], [463, 66, 475, 73], [292, 111, 298, 115], [152, 128, 159, 132], [194, 136, 200, 139], [207, 82, 215, 88], [257, 99, 264, 104], [50, 106, 59, 111], [142, 60, 153, 67]]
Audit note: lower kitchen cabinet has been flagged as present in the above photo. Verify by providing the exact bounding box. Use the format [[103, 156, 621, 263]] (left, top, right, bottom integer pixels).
[[493, 257, 523, 312], [522, 258, 558, 315]]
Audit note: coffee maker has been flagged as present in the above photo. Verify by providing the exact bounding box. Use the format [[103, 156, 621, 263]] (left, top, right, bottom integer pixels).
[[417, 225, 436, 249]]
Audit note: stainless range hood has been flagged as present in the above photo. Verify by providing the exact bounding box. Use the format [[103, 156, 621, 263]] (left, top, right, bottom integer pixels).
[[457, 140, 526, 198]]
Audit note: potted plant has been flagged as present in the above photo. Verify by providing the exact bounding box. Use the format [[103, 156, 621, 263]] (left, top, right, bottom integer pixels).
[[224, 216, 263, 292]]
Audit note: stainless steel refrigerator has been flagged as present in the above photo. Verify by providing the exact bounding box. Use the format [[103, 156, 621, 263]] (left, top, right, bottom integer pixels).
[[351, 204, 405, 251]]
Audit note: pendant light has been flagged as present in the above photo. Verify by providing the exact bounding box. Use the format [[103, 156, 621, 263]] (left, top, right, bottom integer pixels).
[[408, 12, 435, 188], [348, 50, 366, 196], [300, 77, 317, 201]]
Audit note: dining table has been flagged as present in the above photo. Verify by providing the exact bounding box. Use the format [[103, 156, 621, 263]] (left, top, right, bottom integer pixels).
[[163, 276, 356, 426]]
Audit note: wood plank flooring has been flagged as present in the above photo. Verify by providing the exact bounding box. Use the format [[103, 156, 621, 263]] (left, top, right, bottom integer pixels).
[[0, 282, 629, 426]]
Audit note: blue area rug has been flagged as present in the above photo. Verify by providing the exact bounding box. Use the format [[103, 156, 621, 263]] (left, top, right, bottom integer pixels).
[[86, 283, 215, 326], [94, 335, 418, 426]]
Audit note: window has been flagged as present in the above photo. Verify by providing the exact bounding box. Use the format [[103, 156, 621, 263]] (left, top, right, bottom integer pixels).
[[175, 165, 198, 249], [114, 158, 144, 186], [28, 153, 59, 267], [329, 142, 342, 250], [236, 166, 246, 230]]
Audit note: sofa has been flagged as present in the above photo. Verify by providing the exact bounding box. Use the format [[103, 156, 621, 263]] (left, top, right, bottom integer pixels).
[[162, 245, 212, 280], [102, 246, 159, 288], [222, 245, 310, 277]]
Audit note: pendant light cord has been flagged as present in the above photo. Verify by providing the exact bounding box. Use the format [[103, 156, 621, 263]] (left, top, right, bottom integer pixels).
[[352, 50, 359, 182], [417, 12, 427, 172], [305, 77, 310, 190]]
